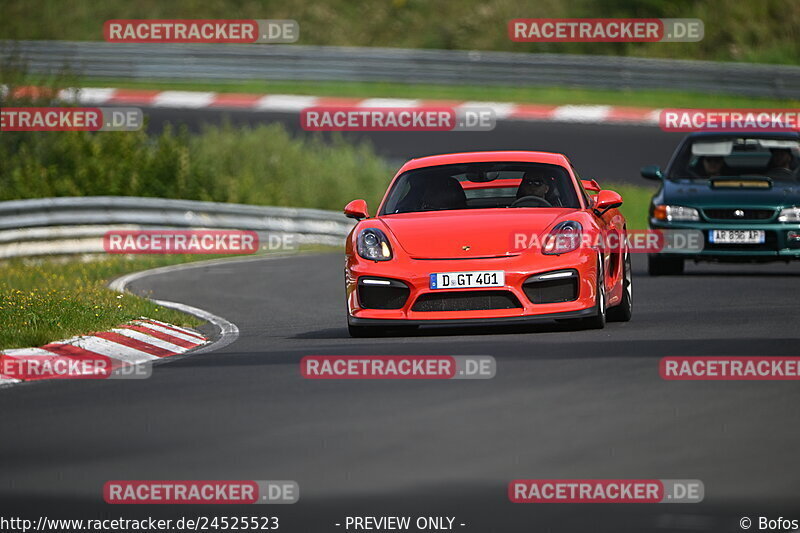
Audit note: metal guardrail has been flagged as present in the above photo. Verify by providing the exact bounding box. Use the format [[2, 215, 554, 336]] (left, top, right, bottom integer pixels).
[[0, 196, 354, 258], [3, 40, 799, 99]]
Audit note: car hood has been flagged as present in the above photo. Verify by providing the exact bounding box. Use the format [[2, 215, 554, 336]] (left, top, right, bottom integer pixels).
[[379, 209, 571, 258], [663, 178, 800, 208]]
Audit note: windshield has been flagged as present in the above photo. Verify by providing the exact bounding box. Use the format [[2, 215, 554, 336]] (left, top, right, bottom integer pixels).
[[668, 137, 800, 181], [380, 162, 581, 215]]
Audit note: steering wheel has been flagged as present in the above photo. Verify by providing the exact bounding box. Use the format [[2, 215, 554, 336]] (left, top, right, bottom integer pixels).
[[511, 195, 552, 208]]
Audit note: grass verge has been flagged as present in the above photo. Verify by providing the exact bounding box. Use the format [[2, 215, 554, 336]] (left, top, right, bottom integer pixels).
[[605, 183, 656, 230], [0, 247, 339, 351], [0, 255, 209, 350]]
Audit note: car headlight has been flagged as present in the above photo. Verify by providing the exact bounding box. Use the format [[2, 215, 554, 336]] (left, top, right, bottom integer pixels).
[[543, 221, 583, 255], [653, 205, 700, 222], [357, 228, 393, 261], [778, 206, 800, 223]]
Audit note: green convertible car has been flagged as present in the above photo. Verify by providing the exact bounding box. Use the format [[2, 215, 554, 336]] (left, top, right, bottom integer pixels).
[[642, 131, 800, 275]]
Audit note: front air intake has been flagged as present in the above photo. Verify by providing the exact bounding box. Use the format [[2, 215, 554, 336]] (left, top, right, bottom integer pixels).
[[357, 278, 410, 310], [523, 271, 579, 304], [411, 290, 521, 312]]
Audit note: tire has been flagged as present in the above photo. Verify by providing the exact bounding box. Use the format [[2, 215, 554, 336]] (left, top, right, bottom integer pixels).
[[648, 254, 684, 276], [580, 255, 607, 330], [607, 252, 632, 322]]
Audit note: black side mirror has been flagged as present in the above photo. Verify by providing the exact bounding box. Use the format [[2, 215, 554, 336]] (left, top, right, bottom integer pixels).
[[641, 165, 663, 180]]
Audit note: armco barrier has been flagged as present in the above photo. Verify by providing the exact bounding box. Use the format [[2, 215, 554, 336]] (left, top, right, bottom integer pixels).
[[0, 196, 354, 258], [2, 40, 799, 99]]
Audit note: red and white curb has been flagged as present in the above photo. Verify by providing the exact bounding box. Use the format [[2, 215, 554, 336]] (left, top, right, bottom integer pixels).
[[0, 318, 208, 385], [0, 253, 261, 389], [6, 86, 662, 126]]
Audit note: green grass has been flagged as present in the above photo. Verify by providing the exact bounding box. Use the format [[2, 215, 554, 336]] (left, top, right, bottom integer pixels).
[[604, 182, 656, 230], [71, 77, 800, 109], [0, 255, 207, 350], [1, 0, 798, 65], [0, 246, 340, 350]]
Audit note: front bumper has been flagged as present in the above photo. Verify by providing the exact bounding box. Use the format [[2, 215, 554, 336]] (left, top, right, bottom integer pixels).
[[345, 250, 605, 323], [349, 307, 597, 327]]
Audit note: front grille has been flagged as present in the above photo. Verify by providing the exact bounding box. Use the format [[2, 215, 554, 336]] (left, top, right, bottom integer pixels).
[[703, 208, 775, 221], [358, 279, 410, 310], [523, 276, 578, 304], [704, 231, 778, 251], [411, 290, 521, 312]]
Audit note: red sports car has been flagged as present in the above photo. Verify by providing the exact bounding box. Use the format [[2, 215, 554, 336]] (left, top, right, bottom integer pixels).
[[343, 151, 631, 337]]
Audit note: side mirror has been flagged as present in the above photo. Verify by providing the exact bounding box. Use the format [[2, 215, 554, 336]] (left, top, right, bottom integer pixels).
[[581, 179, 601, 192], [344, 199, 369, 220], [594, 190, 623, 216], [641, 165, 663, 180]]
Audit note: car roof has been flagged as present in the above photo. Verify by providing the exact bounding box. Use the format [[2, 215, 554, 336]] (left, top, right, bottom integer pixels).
[[397, 151, 572, 173]]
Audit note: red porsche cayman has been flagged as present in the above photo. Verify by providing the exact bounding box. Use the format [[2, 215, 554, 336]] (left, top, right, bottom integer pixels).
[[343, 151, 632, 337]]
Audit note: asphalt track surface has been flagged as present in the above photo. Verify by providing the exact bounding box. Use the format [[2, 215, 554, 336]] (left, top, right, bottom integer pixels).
[[2, 253, 799, 532], [2, 111, 800, 532]]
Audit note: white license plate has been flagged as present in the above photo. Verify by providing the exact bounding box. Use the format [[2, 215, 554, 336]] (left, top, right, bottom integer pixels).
[[429, 270, 504, 290], [709, 230, 765, 244]]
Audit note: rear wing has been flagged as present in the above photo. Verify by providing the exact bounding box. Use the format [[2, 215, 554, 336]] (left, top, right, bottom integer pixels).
[[581, 179, 601, 192]]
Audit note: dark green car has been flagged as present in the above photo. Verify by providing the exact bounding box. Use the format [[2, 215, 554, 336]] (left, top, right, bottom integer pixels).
[[642, 132, 800, 275]]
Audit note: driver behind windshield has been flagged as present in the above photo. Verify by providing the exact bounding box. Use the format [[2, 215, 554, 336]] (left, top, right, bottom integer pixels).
[[767, 148, 795, 179], [699, 155, 726, 177], [516, 169, 559, 205]]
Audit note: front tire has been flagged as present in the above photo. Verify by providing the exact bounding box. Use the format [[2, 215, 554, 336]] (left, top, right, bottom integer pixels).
[[648, 254, 684, 276], [581, 255, 607, 330], [607, 252, 632, 322]]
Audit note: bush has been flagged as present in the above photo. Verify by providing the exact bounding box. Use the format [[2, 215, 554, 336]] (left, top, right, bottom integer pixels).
[[0, 122, 393, 212]]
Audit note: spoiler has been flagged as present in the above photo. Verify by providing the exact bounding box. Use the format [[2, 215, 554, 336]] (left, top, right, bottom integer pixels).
[[581, 179, 601, 192]]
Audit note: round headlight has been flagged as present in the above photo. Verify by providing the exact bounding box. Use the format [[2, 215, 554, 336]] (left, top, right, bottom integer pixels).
[[357, 228, 393, 261], [363, 232, 379, 247]]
